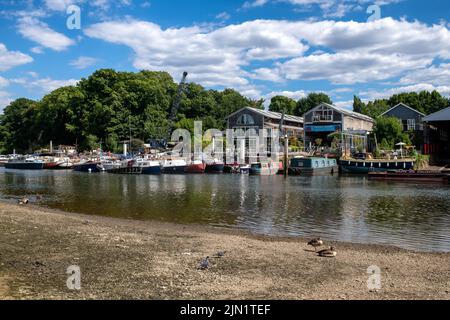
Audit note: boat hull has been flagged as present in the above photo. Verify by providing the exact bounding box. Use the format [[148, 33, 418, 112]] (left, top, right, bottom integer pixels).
[[289, 166, 339, 176], [339, 159, 415, 174], [205, 163, 224, 174], [369, 172, 450, 184], [162, 165, 187, 174], [185, 163, 206, 174], [141, 165, 162, 175], [5, 162, 44, 170], [73, 163, 101, 173]]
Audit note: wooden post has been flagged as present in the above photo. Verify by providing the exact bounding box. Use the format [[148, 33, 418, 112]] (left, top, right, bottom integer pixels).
[[284, 135, 289, 177]]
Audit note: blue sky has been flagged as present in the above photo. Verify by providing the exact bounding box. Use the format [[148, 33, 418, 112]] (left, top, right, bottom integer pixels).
[[0, 0, 449, 112]]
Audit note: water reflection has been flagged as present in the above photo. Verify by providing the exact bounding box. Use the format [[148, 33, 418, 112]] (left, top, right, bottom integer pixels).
[[0, 168, 449, 252]]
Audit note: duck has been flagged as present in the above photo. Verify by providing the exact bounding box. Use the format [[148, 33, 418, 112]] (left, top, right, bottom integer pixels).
[[18, 197, 29, 205], [307, 237, 324, 251], [214, 251, 226, 258], [198, 256, 210, 270], [317, 246, 337, 258]]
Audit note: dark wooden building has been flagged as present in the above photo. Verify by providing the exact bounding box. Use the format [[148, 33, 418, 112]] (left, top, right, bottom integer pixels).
[[423, 107, 450, 164], [380, 103, 425, 132]]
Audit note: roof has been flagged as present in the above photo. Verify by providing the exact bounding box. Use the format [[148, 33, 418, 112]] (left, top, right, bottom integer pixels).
[[307, 103, 375, 122], [226, 107, 304, 123], [423, 107, 450, 122], [380, 103, 426, 117]]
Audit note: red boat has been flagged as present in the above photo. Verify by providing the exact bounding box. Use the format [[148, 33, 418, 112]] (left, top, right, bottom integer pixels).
[[368, 171, 450, 184], [185, 160, 206, 173], [43, 161, 59, 169]]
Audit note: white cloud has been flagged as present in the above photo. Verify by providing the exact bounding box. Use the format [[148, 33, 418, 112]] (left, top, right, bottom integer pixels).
[[263, 90, 307, 107], [84, 17, 450, 89], [30, 46, 45, 54], [11, 77, 79, 93], [44, 0, 80, 11], [0, 76, 12, 111], [400, 63, 450, 87], [216, 12, 231, 21], [70, 56, 99, 69], [0, 43, 33, 72], [18, 17, 75, 51]]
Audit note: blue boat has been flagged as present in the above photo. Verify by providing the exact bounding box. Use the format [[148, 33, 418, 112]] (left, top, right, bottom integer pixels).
[[5, 157, 44, 170], [289, 157, 338, 176], [134, 159, 162, 175], [73, 161, 101, 173]]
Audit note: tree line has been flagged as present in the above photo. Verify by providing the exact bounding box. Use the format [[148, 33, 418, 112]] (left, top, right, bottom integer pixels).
[[1, 68, 448, 154], [0, 69, 263, 154]]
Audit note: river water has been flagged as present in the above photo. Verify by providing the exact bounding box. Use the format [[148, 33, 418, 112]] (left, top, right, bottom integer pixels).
[[1, 168, 449, 252]]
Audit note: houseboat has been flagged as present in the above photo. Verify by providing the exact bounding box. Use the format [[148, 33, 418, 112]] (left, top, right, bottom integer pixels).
[[289, 157, 338, 176], [185, 160, 206, 174], [368, 171, 450, 184], [161, 159, 188, 174], [5, 157, 44, 170], [249, 161, 279, 176], [339, 158, 415, 174]]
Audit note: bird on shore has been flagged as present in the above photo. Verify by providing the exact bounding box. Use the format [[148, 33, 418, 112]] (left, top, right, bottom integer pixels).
[[214, 251, 226, 258], [198, 256, 210, 270], [18, 197, 29, 205], [307, 237, 324, 251], [317, 246, 337, 258]]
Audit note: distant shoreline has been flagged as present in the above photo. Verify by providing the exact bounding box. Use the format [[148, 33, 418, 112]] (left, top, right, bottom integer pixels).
[[0, 201, 449, 300]]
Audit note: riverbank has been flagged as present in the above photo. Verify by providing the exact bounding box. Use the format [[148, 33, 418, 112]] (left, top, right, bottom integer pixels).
[[0, 202, 449, 300]]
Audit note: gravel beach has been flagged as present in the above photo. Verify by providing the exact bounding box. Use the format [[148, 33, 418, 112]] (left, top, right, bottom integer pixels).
[[0, 202, 449, 300]]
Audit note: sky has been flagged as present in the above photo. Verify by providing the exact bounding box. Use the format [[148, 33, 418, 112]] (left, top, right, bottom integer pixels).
[[0, 0, 449, 112]]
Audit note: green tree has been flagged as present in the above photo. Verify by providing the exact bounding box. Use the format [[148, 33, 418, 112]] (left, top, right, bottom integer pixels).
[[296, 93, 332, 116], [353, 95, 365, 113], [373, 117, 411, 150], [269, 95, 296, 114]]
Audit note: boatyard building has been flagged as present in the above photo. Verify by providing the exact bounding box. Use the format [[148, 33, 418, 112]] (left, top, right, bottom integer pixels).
[[423, 107, 450, 164], [303, 103, 375, 155]]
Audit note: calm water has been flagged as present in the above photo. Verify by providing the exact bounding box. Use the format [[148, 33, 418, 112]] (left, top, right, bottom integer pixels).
[[1, 168, 449, 252]]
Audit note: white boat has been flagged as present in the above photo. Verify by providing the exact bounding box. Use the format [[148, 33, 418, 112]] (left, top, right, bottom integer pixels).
[[162, 159, 187, 174], [134, 159, 162, 175]]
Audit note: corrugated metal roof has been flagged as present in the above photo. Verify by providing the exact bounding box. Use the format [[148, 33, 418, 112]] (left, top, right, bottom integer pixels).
[[423, 107, 450, 122], [226, 107, 304, 123]]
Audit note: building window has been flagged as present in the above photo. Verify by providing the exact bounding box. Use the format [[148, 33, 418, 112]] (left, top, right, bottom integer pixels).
[[313, 106, 333, 122], [237, 114, 255, 125], [407, 119, 416, 131]]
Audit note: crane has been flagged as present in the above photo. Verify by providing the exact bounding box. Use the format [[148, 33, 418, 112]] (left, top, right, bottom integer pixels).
[[168, 71, 188, 138]]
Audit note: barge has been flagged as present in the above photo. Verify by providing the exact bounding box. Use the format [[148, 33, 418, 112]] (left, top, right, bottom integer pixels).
[[289, 157, 338, 176], [340, 158, 415, 174]]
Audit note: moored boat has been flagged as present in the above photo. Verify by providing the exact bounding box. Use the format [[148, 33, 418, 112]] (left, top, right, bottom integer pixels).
[[249, 161, 279, 176], [289, 157, 338, 176], [162, 159, 187, 174], [368, 171, 450, 184], [339, 158, 415, 174], [239, 164, 251, 174], [223, 163, 240, 174], [185, 160, 206, 174], [134, 159, 162, 175], [73, 161, 101, 173], [5, 157, 44, 170], [205, 160, 224, 174]]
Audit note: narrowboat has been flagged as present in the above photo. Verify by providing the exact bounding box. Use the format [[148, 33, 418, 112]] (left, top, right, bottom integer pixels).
[[185, 160, 206, 174], [205, 160, 225, 174], [134, 159, 162, 175], [289, 157, 338, 176], [339, 158, 415, 174], [73, 161, 102, 173], [249, 161, 279, 176], [368, 171, 450, 184], [162, 159, 187, 174], [5, 157, 44, 170]]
